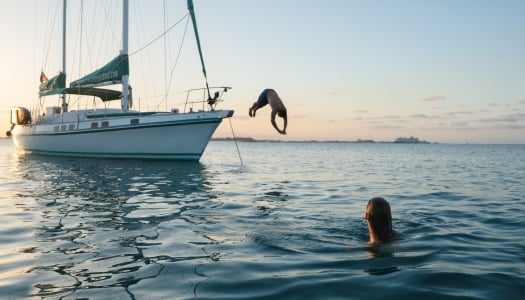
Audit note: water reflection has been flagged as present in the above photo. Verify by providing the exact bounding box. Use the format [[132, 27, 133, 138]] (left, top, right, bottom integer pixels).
[[12, 155, 220, 298], [363, 242, 401, 276]]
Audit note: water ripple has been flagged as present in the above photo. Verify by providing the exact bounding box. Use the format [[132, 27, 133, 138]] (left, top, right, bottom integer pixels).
[[0, 141, 523, 299]]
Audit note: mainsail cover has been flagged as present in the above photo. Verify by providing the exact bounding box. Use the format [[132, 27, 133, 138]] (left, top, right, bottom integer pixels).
[[39, 72, 66, 96], [70, 54, 129, 88], [39, 86, 122, 102], [38, 69, 122, 101]]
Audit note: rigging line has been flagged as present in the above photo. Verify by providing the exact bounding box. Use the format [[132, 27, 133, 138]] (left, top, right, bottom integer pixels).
[[229, 118, 244, 166], [129, 13, 189, 57], [42, 0, 60, 70], [79, 0, 83, 79], [164, 0, 168, 108], [33, 1, 40, 74], [163, 15, 191, 104], [68, 1, 85, 84], [99, 0, 120, 58]]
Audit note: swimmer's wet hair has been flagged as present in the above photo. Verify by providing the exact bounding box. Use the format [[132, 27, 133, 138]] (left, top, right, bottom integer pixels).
[[366, 197, 393, 243]]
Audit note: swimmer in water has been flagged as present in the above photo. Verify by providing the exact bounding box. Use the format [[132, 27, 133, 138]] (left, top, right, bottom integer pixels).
[[365, 197, 394, 245], [249, 89, 287, 135]]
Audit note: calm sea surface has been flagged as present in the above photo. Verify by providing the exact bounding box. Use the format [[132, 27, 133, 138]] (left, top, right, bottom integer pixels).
[[0, 138, 523, 299]]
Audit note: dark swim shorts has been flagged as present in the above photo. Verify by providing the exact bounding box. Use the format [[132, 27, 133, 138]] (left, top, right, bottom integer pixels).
[[256, 89, 273, 107]]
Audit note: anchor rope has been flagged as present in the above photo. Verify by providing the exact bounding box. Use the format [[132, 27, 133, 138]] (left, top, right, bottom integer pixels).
[[228, 118, 244, 166]]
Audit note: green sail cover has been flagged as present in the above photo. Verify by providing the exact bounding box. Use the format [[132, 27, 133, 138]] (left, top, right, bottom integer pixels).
[[39, 72, 66, 95], [70, 54, 129, 88], [38, 70, 121, 101], [39, 87, 122, 101]]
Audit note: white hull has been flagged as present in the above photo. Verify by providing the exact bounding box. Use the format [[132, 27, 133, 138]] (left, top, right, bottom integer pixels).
[[10, 1, 233, 161], [11, 109, 233, 160]]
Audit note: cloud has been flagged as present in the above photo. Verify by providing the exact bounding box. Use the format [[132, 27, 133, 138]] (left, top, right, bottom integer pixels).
[[363, 120, 385, 124], [234, 115, 250, 120], [409, 114, 445, 120], [366, 124, 405, 130], [444, 111, 474, 117], [494, 124, 525, 130], [518, 99, 525, 105], [476, 113, 525, 123], [354, 115, 404, 123], [421, 125, 478, 131], [409, 114, 429, 118], [506, 113, 525, 120], [292, 114, 310, 119], [391, 119, 410, 124], [476, 117, 517, 123], [354, 110, 368, 114], [451, 121, 470, 127], [369, 115, 403, 120], [420, 96, 446, 102], [423, 111, 525, 132]]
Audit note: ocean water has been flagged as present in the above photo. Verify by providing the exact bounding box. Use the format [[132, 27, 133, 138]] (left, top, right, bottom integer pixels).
[[0, 138, 523, 299]]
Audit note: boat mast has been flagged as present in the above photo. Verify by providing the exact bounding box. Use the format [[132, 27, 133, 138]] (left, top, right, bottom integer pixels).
[[121, 0, 130, 111], [61, 0, 68, 112], [187, 0, 211, 100]]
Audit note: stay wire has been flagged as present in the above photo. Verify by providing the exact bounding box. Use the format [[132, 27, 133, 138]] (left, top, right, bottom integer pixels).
[[129, 13, 189, 57]]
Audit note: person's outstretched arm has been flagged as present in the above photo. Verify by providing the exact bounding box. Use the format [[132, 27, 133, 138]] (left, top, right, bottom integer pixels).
[[271, 111, 286, 134], [249, 102, 258, 117], [281, 113, 287, 134]]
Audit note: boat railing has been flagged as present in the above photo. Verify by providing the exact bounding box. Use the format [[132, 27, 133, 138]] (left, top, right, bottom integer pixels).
[[183, 86, 231, 113]]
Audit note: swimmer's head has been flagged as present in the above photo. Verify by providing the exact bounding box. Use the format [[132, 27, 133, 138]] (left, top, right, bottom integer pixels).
[[365, 197, 393, 243]]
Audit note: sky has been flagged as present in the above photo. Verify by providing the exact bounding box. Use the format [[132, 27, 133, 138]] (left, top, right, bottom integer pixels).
[[1, 0, 524, 144]]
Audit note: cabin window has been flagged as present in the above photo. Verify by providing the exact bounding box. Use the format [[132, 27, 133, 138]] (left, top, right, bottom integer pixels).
[[60, 125, 67, 131], [53, 126, 59, 132], [130, 119, 139, 125], [68, 124, 76, 130], [91, 122, 98, 128], [101, 121, 109, 127]]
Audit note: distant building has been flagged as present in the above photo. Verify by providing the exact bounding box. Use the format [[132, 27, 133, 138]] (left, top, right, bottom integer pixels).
[[394, 136, 428, 143], [356, 139, 375, 143]]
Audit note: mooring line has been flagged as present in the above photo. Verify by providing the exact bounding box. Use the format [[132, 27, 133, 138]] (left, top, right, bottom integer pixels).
[[228, 118, 244, 166]]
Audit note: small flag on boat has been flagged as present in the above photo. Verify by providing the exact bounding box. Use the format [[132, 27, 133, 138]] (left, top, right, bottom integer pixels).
[[40, 71, 48, 83]]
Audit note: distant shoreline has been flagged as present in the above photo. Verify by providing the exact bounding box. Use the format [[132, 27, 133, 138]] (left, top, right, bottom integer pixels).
[[211, 137, 433, 144], [2, 136, 522, 144]]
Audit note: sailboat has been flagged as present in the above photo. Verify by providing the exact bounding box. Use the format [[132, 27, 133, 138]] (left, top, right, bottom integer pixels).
[[8, 0, 234, 160]]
